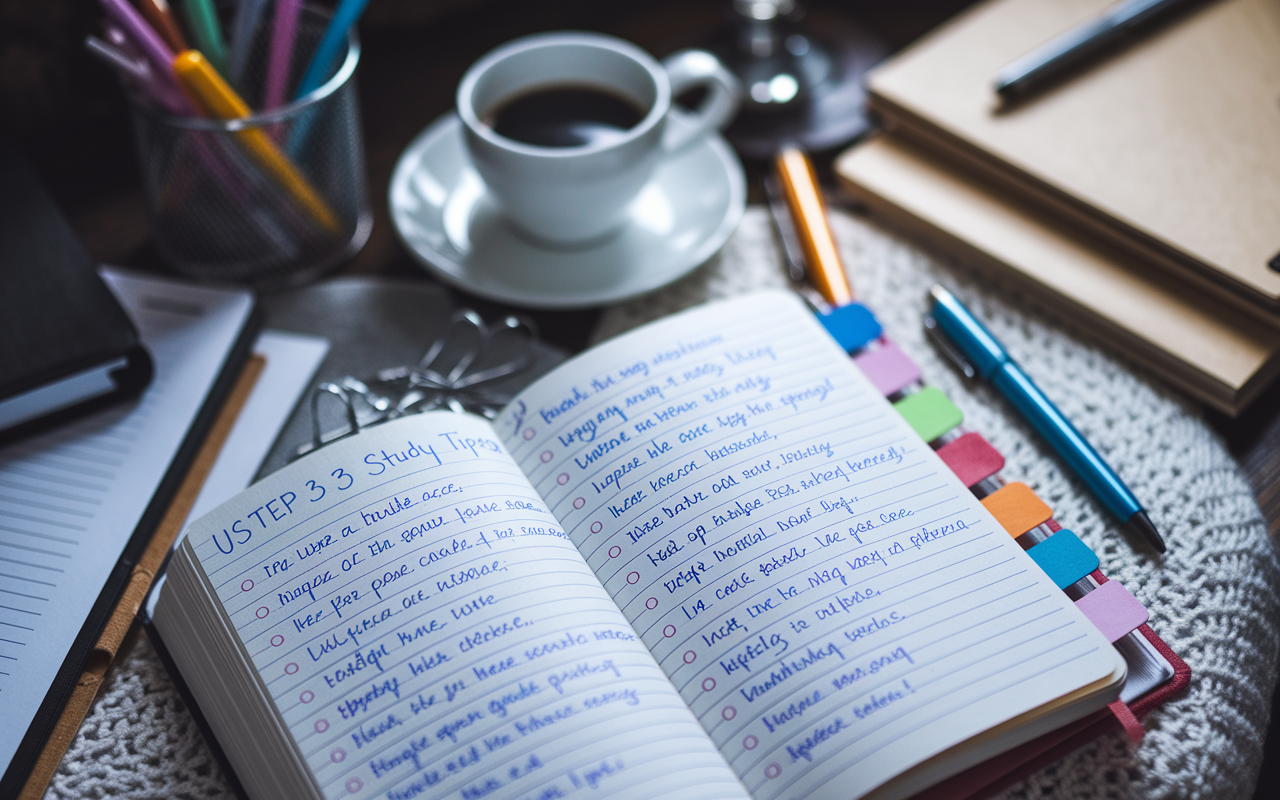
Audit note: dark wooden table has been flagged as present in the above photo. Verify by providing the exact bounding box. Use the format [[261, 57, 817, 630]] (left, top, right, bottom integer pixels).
[[7, 0, 1278, 795]]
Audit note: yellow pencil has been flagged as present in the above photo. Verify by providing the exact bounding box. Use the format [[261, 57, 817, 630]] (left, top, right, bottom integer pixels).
[[172, 50, 340, 234]]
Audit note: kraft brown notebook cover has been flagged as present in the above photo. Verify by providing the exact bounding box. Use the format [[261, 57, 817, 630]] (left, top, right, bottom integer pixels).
[[834, 134, 1280, 416], [17, 356, 264, 800], [865, 0, 1280, 322]]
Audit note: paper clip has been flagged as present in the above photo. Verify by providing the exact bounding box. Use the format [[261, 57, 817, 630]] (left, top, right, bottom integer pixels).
[[295, 310, 537, 457]]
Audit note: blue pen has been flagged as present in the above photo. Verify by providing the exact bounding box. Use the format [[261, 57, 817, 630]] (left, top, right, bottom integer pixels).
[[925, 285, 1166, 553], [294, 0, 369, 99]]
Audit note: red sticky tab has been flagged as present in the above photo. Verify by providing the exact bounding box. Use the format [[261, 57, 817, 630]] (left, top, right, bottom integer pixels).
[[1108, 699, 1144, 745], [936, 432, 1005, 488], [853, 339, 921, 397], [1074, 580, 1148, 643]]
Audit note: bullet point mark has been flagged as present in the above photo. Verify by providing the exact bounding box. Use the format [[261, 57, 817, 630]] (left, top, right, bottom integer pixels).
[[270, 635, 284, 647], [684, 650, 697, 664], [608, 546, 621, 558], [765, 764, 781, 779], [722, 706, 736, 721], [702, 677, 716, 691], [744, 735, 758, 750], [255, 606, 269, 619], [645, 597, 658, 609], [540, 451, 553, 463], [241, 579, 254, 591], [591, 521, 603, 534], [573, 497, 585, 509], [300, 690, 314, 704]]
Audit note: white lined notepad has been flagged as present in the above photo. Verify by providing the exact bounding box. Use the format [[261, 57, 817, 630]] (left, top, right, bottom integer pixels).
[[0, 269, 253, 774]]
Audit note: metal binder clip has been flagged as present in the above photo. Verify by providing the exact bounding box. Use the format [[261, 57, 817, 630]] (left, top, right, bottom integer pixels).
[[295, 310, 537, 458], [379, 310, 536, 419], [924, 315, 976, 379], [296, 382, 363, 457]]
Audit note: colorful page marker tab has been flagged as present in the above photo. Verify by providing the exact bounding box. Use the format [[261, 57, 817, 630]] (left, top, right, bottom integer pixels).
[[936, 432, 1005, 487], [818, 303, 882, 354], [893, 386, 962, 443], [1075, 580, 1149, 642], [1026, 530, 1100, 589], [853, 339, 921, 396], [981, 481, 1052, 537]]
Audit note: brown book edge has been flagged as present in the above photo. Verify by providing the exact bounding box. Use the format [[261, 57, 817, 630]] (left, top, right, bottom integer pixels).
[[18, 354, 266, 800], [834, 136, 1280, 417]]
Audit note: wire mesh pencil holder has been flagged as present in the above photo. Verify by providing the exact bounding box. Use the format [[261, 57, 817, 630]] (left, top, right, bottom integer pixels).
[[125, 6, 370, 290]]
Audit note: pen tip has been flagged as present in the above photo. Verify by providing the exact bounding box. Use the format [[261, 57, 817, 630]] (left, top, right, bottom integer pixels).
[[1125, 510, 1166, 554], [928, 284, 950, 304]]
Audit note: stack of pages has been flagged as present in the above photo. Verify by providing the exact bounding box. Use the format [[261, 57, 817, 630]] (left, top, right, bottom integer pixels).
[[836, 0, 1280, 415]]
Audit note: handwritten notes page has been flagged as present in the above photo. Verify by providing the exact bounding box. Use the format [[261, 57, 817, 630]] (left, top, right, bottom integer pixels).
[[497, 291, 1123, 800], [169, 412, 748, 800]]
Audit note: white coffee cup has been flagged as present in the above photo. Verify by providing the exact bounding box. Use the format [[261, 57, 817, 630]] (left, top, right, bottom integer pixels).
[[457, 32, 741, 244]]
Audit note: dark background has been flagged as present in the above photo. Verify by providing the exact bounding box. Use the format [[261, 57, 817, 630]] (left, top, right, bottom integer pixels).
[[1, 0, 1276, 797]]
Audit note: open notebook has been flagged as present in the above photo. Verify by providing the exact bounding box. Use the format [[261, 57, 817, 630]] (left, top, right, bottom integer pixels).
[[152, 292, 1144, 800]]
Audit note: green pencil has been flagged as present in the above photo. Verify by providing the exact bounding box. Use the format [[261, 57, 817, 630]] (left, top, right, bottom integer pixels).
[[182, 0, 230, 77]]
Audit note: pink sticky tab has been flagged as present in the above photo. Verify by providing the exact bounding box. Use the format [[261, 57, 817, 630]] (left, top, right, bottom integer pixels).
[[853, 339, 921, 396], [936, 432, 1005, 487], [1075, 580, 1148, 643]]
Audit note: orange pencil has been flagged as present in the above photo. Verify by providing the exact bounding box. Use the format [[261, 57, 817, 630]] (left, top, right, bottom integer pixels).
[[135, 0, 188, 53]]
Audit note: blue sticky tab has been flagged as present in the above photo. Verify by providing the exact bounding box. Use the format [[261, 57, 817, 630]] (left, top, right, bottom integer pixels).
[[818, 304, 882, 354], [1026, 530, 1100, 590]]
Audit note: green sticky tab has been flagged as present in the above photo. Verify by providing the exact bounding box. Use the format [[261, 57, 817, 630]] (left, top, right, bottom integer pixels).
[[893, 386, 963, 442]]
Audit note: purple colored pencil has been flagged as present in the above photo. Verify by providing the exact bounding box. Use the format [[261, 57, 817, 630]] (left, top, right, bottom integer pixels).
[[264, 0, 302, 110]]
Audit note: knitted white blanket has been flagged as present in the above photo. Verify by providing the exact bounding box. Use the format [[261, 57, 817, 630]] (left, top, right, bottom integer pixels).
[[44, 208, 1279, 799]]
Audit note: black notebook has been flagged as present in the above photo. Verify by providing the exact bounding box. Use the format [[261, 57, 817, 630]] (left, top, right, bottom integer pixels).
[[0, 137, 152, 441]]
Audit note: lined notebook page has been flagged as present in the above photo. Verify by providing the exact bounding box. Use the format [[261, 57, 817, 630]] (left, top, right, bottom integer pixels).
[[498, 291, 1122, 799], [175, 412, 748, 800], [0, 270, 253, 773]]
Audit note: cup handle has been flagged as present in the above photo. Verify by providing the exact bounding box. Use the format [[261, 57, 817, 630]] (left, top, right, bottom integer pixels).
[[660, 50, 741, 154]]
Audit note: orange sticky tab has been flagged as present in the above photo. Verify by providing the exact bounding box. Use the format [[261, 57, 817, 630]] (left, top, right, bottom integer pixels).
[[981, 482, 1052, 538]]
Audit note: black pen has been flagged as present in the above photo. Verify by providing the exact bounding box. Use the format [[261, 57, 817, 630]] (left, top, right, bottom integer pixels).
[[994, 0, 1204, 103]]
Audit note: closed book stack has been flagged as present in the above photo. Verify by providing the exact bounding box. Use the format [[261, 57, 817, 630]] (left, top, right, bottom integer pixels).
[[835, 0, 1280, 415]]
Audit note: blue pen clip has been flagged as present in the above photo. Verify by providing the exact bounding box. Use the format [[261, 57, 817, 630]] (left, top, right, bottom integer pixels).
[[923, 315, 976, 379]]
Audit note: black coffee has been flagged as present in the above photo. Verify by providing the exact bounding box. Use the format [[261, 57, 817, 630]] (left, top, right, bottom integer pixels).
[[487, 86, 646, 148]]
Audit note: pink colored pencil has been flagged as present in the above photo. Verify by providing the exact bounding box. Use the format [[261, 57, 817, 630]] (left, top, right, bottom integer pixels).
[[264, 0, 302, 110]]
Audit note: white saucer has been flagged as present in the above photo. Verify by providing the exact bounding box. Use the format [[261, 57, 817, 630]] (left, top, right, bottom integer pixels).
[[388, 113, 746, 309]]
